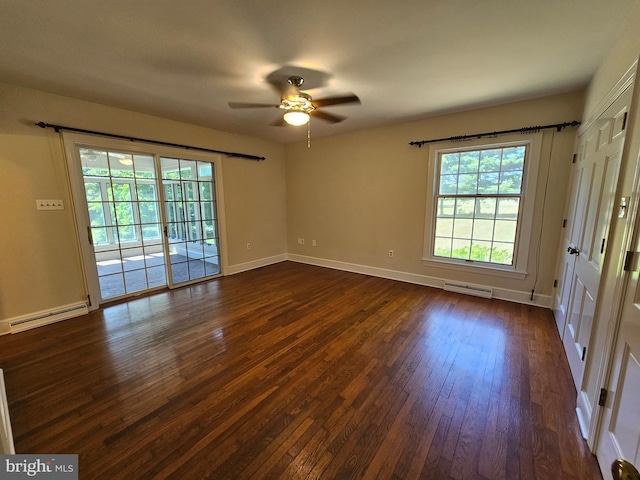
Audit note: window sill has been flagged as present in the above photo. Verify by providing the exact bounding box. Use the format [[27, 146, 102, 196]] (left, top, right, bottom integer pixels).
[[421, 257, 528, 280]]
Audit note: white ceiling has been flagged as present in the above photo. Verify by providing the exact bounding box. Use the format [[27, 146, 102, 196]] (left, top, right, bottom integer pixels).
[[0, 0, 636, 143]]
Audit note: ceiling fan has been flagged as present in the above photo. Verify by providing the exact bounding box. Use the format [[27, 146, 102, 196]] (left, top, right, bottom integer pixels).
[[228, 76, 361, 127]]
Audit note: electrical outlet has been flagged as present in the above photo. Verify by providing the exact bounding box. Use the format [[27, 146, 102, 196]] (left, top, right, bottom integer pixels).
[[246, 243, 251, 250], [312, 239, 317, 247], [388, 249, 394, 258], [298, 238, 305, 245]]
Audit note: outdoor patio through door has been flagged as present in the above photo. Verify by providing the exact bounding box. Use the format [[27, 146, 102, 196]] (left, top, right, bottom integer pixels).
[[78, 148, 221, 301]]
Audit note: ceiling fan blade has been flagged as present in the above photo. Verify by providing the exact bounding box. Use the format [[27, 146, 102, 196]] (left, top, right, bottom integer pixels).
[[311, 110, 346, 124], [269, 116, 287, 127], [228, 102, 279, 109], [312, 94, 361, 108]]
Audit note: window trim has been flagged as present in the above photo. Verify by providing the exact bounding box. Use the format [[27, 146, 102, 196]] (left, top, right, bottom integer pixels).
[[422, 133, 543, 280]]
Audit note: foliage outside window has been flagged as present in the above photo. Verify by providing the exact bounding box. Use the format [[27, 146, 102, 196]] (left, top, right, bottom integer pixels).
[[433, 145, 527, 266], [81, 149, 161, 246]]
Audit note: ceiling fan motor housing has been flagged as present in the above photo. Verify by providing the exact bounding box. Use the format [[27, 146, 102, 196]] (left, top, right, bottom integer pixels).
[[281, 91, 315, 114], [287, 76, 305, 88]]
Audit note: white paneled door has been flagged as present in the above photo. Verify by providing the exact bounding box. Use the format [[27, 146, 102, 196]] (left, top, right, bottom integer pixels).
[[554, 144, 585, 338], [557, 88, 630, 390], [596, 179, 640, 478]]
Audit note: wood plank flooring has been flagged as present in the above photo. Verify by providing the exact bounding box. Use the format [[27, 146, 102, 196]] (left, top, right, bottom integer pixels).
[[0, 262, 603, 479]]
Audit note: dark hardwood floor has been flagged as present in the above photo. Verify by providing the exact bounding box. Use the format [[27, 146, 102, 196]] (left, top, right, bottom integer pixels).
[[0, 262, 602, 479]]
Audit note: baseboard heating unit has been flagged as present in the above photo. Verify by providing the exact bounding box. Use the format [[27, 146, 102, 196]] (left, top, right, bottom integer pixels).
[[443, 281, 493, 299], [9, 302, 88, 334], [0, 369, 15, 454]]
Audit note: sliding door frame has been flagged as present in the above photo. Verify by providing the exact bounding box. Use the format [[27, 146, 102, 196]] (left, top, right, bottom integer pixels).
[[62, 132, 229, 310]]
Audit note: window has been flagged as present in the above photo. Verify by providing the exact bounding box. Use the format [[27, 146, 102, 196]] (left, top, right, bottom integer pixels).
[[423, 135, 542, 278], [82, 171, 162, 246]]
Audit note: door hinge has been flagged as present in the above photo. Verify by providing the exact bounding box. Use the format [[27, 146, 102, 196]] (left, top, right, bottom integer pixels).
[[562, 219, 567, 228], [87, 226, 93, 245], [163, 225, 168, 238], [622, 111, 628, 131], [87, 294, 92, 307], [553, 279, 558, 288], [601, 238, 606, 254], [572, 153, 577, 164], [624, 250, 635, 272], [581, 346, 587, 361], [598, 388, 608, 407]]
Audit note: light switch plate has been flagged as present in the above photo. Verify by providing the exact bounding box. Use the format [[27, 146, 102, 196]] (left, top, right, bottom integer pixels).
[[36, 199, 64, 210]]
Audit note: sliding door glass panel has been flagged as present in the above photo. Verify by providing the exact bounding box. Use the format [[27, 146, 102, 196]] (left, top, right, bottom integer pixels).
[[161, 157, 220, 286], [80, 148, 166, 300]]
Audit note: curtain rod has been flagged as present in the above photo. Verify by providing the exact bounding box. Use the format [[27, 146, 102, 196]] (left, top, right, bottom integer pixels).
[[35, 122, 266, 161], [408, 120, 581, 148]]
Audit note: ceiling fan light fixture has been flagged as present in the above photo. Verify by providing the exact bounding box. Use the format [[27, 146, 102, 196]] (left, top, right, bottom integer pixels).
[[229, 74, 359, 127], [283, 110, 310, 126]]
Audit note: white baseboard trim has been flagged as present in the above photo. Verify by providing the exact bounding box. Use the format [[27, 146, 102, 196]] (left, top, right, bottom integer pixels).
[[576, 405, 591, 440], [287, 254, 552, 308], [226, 254, 288, 275], [576, 389, 594, 442]]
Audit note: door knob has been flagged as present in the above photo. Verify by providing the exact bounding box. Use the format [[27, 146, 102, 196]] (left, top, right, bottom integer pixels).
[[612, 459, 640, 480], [567, 246, 580, 256]]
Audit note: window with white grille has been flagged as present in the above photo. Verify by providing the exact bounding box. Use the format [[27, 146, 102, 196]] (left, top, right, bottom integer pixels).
[[422, 135, 542, 278]]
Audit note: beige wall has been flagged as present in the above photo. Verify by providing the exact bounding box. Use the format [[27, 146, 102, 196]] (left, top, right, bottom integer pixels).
[[583, 2, 640, 120], [0, 82, 287, 325], [0, 72, 610, 326], [286, 92, 585, 301]]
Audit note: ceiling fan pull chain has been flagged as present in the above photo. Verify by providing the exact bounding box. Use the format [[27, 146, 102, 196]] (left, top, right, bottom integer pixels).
[[307, 121, 311, 148]]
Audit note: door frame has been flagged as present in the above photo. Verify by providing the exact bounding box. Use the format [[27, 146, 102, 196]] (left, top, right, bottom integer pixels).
[[62, 132, 229, 309]]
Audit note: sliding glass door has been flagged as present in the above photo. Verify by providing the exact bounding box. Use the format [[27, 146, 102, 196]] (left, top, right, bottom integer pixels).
[[80, 149, 166, 299], [161, 157, 220, 286], [75, 144, 223, 303]]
